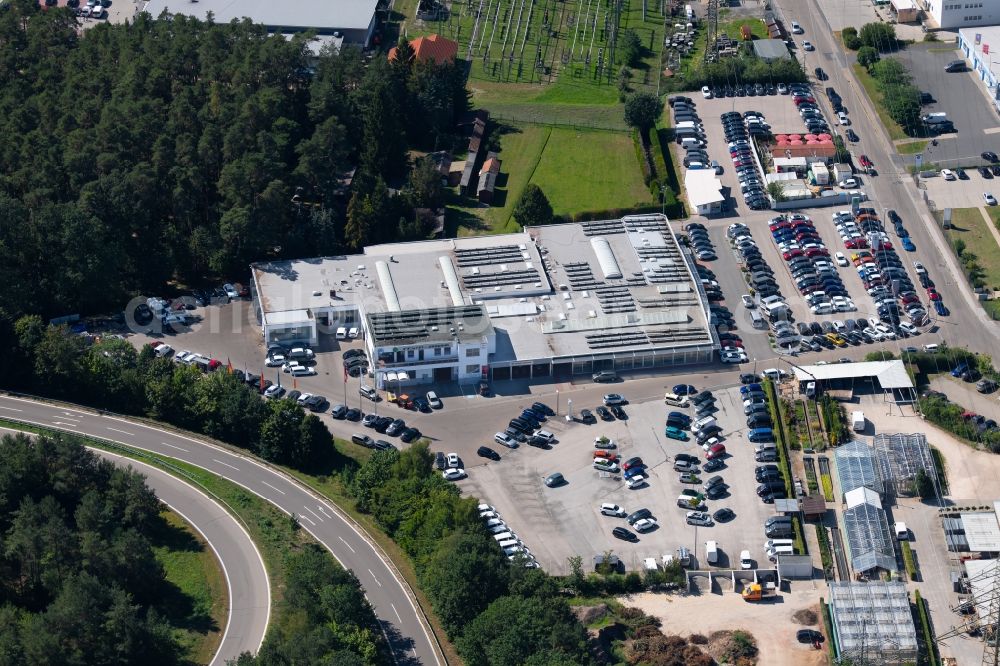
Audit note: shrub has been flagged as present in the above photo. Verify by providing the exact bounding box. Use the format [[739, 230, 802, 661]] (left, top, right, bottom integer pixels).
[[902, 541, 919, 581], [842, 27, 861, 49], [914, 590, 940, 666]]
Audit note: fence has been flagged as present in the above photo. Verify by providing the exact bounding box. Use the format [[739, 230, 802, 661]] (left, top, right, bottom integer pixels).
[[489, 109, 629, 132]]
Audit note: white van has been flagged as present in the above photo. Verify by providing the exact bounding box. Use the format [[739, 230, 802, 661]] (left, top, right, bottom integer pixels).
[[498, 538, 519, 550], [763, 539, 794, 550], [691, 416, 717, 434], [492, 531, 514, 542], [754, 442, 777, 453], [766, 544, 794, 561], [706, 540, 719, 565], [336, 327, 347, 340], [922, 343, 940, 353], [664, 392, 689, 407]]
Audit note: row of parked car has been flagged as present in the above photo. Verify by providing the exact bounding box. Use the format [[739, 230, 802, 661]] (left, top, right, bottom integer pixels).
[[838, 208, 943, 323], [493, 401, 557, 450], [480, 503, 538, 567], [722, 111, 769, 210], [768, 213, 851, 311], [680, 222, 717, 262], [791, 84, 831, 135], [738, 383, 786, 505]]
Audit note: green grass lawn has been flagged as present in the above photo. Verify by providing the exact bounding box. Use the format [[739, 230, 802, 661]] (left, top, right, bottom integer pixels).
[[449, 124, 652, 235], [944, 207, 1000, 290], [153, 509, 227, 664], [721, 17, 769, 41], [852, 64, 908, 141], [898, 140, 929, 155]]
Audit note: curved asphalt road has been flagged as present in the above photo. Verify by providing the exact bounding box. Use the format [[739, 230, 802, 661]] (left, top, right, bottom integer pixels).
[[0, 395, 441, 666], [91, 451, 270, 666]]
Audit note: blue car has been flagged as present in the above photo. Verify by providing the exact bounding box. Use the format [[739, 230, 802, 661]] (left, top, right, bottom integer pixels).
[[935, 301, 949, 316], [740, 383, 762, 394], [951, 362, 969, 377], [623, 465, 647, 479], [901, 237, 916, 252]]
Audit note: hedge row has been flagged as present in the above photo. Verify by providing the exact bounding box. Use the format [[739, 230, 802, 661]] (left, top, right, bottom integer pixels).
[[914, 589, 940, 666]]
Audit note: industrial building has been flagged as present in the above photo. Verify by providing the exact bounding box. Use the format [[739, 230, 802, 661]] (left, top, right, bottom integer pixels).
[[250, 215, 717, 387], [958, 27, 1000, 111], [927, 0, 1000, 29], [143, 0, 381, 47], [684, 169, 726, 216], [828, 582, 918, 665], [943, 502, 1000, 553]]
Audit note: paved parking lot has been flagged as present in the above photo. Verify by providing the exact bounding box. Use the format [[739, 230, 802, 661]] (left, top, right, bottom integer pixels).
[[457, 385, 800, 574], [922, 175, 998, 210], [897, 43, 1000, 168], [680, 94, 836, 219]]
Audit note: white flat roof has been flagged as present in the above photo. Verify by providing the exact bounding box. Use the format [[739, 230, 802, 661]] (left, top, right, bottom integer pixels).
[[791, 360, 913, 390], [144, 0, 379, 32], [264, 309, 311, 326], [684, 169, 725, 208], [845, 486, 881, 509], [961, 512, 1000, 552]]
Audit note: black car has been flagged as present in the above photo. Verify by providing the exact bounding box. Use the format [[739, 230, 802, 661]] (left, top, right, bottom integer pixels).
[[612, 526, 638, 541], [627, 508, 653, 524], [980, 166, 994, 178], [957, 167, 969, 180], [477, 446, 500, 460], [796, 629, 824, 644], [531, 401, 554, 416], [345, 408, 362, 421], [435, 452, 446, 470], [713, 508, 735, 522], [373, 416, 393, 432], [846, 129, 859, 142], [984, 151, 999, 163], [579, 408, 596, 423], [610, 405, 626, 419], [400, 427, 421, 443], [814, 66, 827, 80], [596, 405, 613, 421], [304, 395, 327, 412]]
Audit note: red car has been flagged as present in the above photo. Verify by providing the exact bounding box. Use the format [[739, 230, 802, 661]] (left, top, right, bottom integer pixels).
[[805, 248, 829, 257], [927, 288, 942, 301], [844, 238, 868, 249], [793, 96, 816, 104], [859, 154, 874, 169], [783, 249, 804, 260], [770, 221, 791, 231]]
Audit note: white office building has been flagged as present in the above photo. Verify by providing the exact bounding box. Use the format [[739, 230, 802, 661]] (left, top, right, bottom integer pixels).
[[251, 215, 718, 387], [925, 0, 1000, 29], [958, 26, 1000, 109]]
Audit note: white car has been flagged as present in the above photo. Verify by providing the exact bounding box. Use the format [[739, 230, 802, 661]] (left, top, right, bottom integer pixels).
[[446, 452, 460, 468], [633, 518, 658, 532], [701, 437, 721, 451], [173, 350, 193, 363], [720, 351, 747, 364], [986, 193, 998, 206], [742, 294, 754, 308], [154, 343, 174, 357], [839, 178, 858, 188], [810, 302, 833, 315], [791, 21, 804, 34], [266, 354, 286, 367], [281, 361, 302, 373], [626, 475, 647, 489], [90, 5, 104, 18], [593, 459, 620, 473], [686, 511, 713, 527], [740, 550, 753, 569], [223, 283, 239, 299], [778, 83, 789, 94], [335, 327, 347, 340], [348, 326, 359, 338], [899, 321, 919, 335], [838, 111, 850, 126], [802, 40, 814, 51], [603, 393, 626, 406], [941, 169, 956, 181], [264, 384, 285, 398], [835, 252, 848, 266], [426, 391, 442, 409], [494, 432, 517, 448], [297, 392, 314, 405], [290, 365, 317, 376], [479, 510, 498, 521], [701, 85, 712, 98], [442, 468, 466, 481], [601, 503, 627, 517]]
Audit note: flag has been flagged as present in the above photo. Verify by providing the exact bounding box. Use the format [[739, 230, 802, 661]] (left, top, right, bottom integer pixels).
[[259, 370, 265, 392], [985, 44, 991, 55], [293, 377, 297, 389], [276, 370, 281, 387], [343, 364, 348, 383], [226, 357, 233, 374]]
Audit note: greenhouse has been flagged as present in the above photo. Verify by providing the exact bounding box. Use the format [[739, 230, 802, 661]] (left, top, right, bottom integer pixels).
[[834, 440, 883, 497], [872, 433, 938, 497], [828, 581, 918, 665], [843, 487, 897, 574]]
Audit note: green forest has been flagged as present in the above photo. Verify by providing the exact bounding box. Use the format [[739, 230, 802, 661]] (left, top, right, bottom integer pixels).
[[0, 432, 176, 664], [0, 0, 464, 327]]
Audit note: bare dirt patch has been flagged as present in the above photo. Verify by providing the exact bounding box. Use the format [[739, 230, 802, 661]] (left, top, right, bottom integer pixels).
[[792, 609, 819, 625]]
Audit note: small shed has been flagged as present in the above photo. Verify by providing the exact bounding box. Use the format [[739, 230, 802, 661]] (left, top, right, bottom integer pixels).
[[477, 152, 501, 204], [752, 39, 790, 62], [773, 156, 807, 175], [891, 0, 919, 23]]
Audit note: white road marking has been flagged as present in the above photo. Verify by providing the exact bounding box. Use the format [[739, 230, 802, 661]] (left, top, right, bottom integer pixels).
[[304, 506, 324, 522], [212, 459, 240, 471], [261, 481, 286, 495], [52, 421, 79, 428], [338, 536, 356, 553], [160, 441, 190, 453], [107, 427, 135, 436], [0, 406, 23, 412], [58, 413, 81, 421], [298, 513, 316, 526], [368, 569, 382, 587], [318, 506, 332, 518], [391, 603, 402, 622]]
